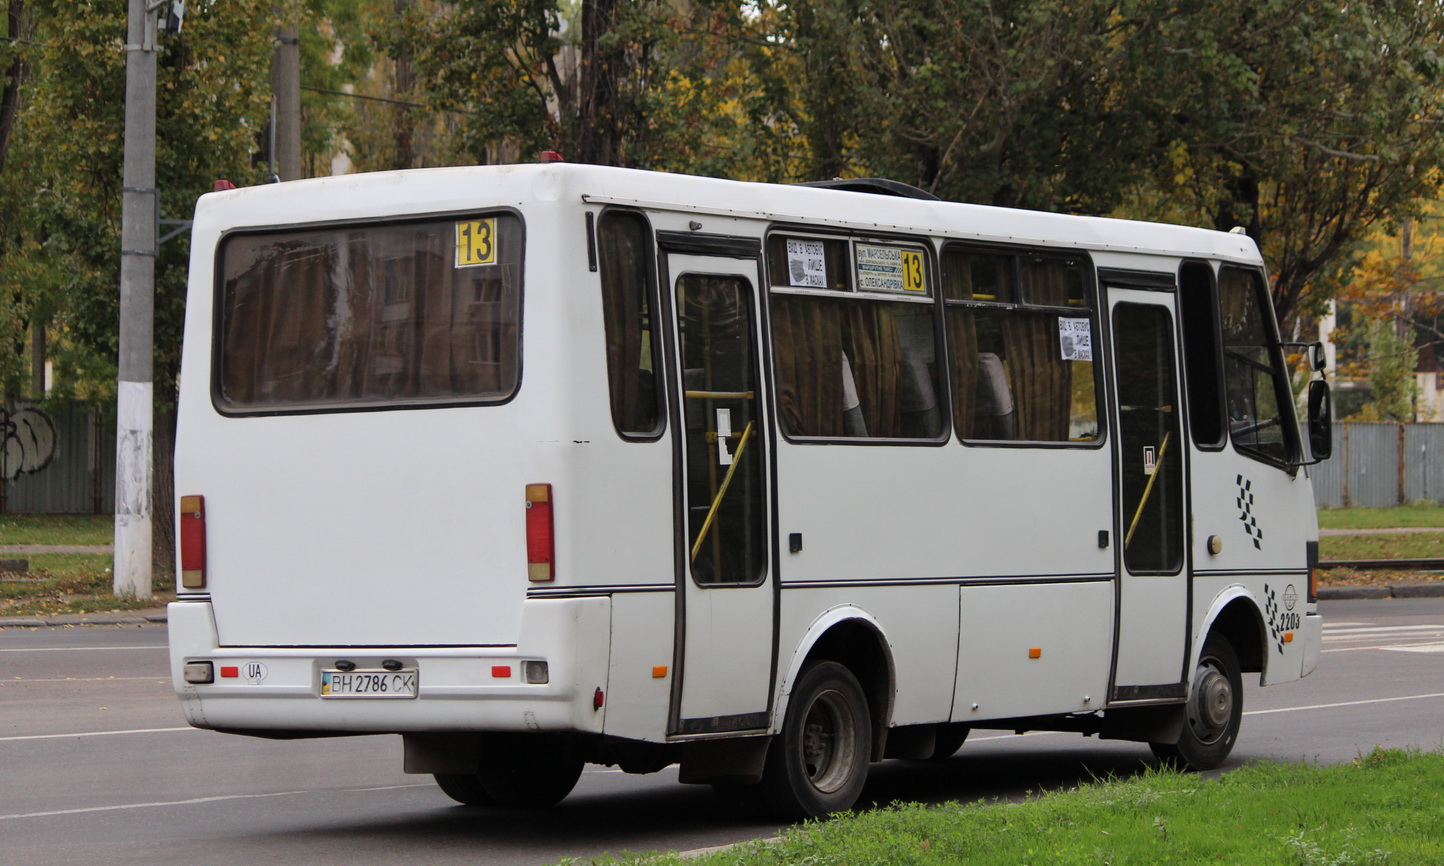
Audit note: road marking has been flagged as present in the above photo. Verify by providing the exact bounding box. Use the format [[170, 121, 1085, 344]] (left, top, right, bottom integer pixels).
[[0, 783, 431, 822], [1381, 643, 1444, 654], [1323, 625, 1444, 636], [1244, 691, 1444, 716], [1325, 623, 1444, 632], [1323, 625, 1444, 650], [5, 676, 168, 683], [964, 692, 1444, 738], [0, 726, 196, 743], [0, 645, 168, 652], [1324, 641, 1444, 653]]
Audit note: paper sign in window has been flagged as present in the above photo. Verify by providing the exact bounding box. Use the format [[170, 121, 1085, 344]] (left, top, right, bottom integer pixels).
[[785, 240, 827, 288], [1058, 317, 1093, 361], [716, 409, 733, 465], [855, 244, 927, 294]]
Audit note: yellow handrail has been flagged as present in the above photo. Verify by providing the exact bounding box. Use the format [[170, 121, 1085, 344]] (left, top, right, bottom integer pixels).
[[690, 421, 755, 562], [685, 390, 755, 400], [1124, 430, 1171, 550]]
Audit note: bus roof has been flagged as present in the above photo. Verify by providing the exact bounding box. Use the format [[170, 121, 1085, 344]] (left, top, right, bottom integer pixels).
[[196, 163, 1264, 266]]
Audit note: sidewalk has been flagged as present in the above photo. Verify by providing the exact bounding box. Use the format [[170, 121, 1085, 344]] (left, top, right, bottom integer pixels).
[[0, 607, 169, 628], [0, 542, 162, 628]]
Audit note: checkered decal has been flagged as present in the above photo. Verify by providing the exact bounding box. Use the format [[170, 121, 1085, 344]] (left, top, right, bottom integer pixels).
[[1263, 583, 1285, 653], [1236, 474, 1262, 550]]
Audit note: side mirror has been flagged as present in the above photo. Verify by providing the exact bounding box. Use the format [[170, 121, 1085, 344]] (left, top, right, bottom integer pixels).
[[1306, 379, 1332, 462], [1283, 341, 1329, 373]]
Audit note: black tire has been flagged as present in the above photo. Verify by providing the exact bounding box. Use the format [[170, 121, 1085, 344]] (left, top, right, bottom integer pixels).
[[434, 734, 584, 809], [1150, 634, 1243, 770], [433, 772, 497, 806], [711, 781, 764, 814], [929, 724, 970, 760], [759, 661, 872, 820]]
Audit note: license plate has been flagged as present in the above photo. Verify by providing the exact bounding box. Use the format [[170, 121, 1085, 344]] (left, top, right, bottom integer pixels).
[[320, 669, 418, 699]]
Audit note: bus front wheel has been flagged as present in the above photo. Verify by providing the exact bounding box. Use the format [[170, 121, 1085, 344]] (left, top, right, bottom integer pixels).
[[1150, 634, 1243, 771], [759, 661, 872, 819], [433, 734, 584, 808]]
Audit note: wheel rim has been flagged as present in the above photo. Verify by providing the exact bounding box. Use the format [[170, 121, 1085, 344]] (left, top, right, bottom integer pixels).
[[1187, 657, 1233, 745], [799, 688, 859, 794]]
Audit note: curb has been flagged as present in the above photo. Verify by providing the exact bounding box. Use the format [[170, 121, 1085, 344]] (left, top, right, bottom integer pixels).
[[0, 609, 168, 629], [1317, 584, 1444, 600]]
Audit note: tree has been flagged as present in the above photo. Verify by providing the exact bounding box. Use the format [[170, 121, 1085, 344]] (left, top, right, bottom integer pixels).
[[1119, 0, 1444, 328], [750, 0, 1149, 208], [388, 0, 756, 171], [0, 1, 280, 579], [728, 0, 1444, 333], [0, 1, 278, 405]]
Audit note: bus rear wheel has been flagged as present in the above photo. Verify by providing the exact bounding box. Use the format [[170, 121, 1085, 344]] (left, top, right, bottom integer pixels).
[[929, 724, 970, 760], [1150, 634, 1242, 771], [433, 734, 584, 808], [759, 661, 871, 820], [433, 772, 497, 807]]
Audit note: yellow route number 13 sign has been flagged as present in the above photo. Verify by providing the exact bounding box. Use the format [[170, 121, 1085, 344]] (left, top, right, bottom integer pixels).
[[455, 218, 497, 268]]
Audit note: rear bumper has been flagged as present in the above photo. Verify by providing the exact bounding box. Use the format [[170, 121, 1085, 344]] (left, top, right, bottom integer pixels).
[[1301, 610, 1324, 678], [167, 597, 611, 735]]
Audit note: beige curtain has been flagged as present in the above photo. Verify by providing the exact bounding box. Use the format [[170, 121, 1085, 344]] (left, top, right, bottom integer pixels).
[[771, 295, 845, 436], [846, 303, 905, 436], [219, 218, 520, 408]]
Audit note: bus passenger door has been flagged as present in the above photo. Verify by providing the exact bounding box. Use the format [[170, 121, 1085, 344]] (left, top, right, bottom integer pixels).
[[1107, 292, 1190, 699], [662, 249, 776, 736]]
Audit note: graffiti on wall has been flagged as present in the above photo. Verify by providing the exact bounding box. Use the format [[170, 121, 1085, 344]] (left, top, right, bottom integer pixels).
[[1, 404, 59, 481]]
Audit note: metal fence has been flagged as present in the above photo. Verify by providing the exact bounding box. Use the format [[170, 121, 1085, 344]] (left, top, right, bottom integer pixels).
[[1, 402, 115, 514], [1310, 423, 1444, 508], [1, 403, 1434, 513]]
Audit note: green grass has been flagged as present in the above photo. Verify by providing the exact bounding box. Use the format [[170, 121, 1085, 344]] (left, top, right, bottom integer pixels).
[[1317, 503, 1444, 530], [1320, 531, 1444, 561], [0, 549, 172, 616], [585, 749, 1444, 866], [0, 513, 113, 545]]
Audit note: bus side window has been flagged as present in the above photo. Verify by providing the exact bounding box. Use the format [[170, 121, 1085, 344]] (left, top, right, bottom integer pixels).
[[1179, 261, 1226, 449], [943, 247, 1099, 444], [1219, 267, 1297, 464], [767, 234, 942, 441], [597, 211, 663, 438]]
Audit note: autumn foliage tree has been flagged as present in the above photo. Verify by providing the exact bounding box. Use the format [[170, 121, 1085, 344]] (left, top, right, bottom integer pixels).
[[727, 0, 1444, 332], [0, 0, 276, 405]]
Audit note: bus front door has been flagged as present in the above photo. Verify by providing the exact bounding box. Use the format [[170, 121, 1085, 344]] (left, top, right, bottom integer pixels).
[[663, 250, 776, 736], [1107, 292, 1191, 699]]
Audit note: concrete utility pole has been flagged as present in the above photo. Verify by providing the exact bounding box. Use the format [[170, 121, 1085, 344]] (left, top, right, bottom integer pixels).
[[115, 0, 162, 598], [271, 24, 301, 181]]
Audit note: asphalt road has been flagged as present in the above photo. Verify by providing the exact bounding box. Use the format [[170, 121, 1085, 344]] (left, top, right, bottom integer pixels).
[[2, 598, 1442, 865]]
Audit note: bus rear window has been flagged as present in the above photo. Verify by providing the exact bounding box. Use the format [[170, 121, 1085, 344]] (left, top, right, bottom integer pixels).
[[215, 214, 522, 412]]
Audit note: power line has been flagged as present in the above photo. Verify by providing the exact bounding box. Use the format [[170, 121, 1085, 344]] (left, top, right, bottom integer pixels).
[[301, 85, 429, 110]]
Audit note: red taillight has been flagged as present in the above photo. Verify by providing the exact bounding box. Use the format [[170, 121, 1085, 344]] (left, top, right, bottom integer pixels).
[[179, 495, 207, 589], [212, 179, 236, 191], [526, 484, 555, 582], [539, 150, 565, 163]]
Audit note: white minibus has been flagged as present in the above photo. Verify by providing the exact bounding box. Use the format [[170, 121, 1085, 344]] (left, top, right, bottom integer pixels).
[[169, 162, 1331, 818]]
